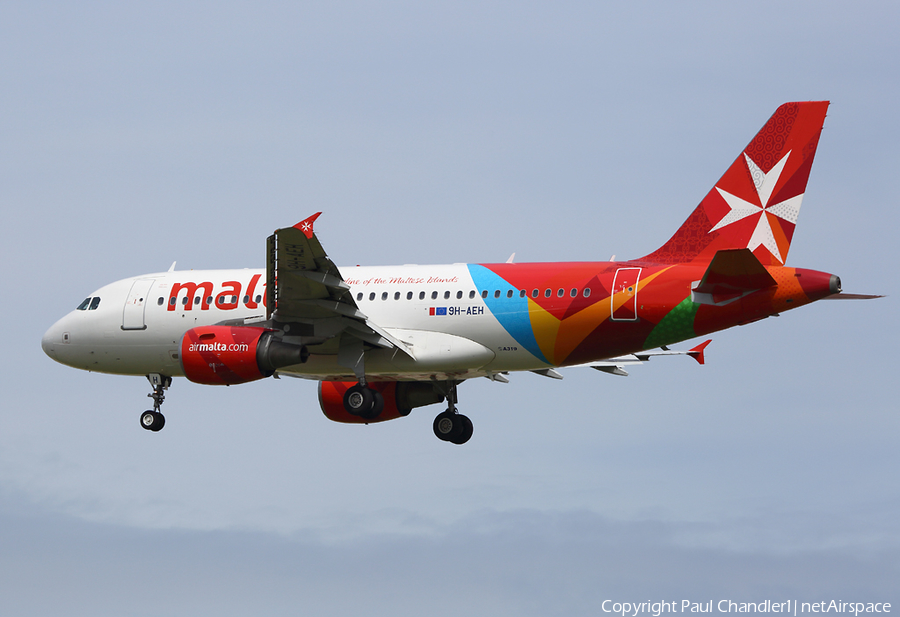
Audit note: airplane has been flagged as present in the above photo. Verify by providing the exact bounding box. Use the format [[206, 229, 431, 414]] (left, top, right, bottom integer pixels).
[[41, 101, 880, 444]]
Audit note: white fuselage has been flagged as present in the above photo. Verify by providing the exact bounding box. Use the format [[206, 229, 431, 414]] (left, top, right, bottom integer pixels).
[[41, 265, 544, 382]]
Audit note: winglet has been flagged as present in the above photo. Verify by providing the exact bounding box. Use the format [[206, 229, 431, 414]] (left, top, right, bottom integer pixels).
[[293, 212, 322, 239], [688, 340, 712, 365]]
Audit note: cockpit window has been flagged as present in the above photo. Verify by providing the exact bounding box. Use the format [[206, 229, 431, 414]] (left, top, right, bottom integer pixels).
[[77, 297, 102, 310]]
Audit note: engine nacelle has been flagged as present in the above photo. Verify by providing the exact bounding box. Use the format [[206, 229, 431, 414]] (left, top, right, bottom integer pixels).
[[180, 326, 308, 385], [318, 381, 445, 424]]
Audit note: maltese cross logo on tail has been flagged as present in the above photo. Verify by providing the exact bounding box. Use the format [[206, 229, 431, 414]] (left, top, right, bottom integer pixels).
[[709, 151, 803, 264], [293, 212, 322, 239]]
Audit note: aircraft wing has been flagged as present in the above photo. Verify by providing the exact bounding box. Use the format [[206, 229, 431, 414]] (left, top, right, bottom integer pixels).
[[267, 213, 413, 357]]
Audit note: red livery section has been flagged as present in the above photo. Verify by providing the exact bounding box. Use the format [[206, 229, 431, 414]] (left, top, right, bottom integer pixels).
[[318, 381, 445, 424], [180, 326, 308, 385], [180, 326, 272, 385], [642, 102, 829, 266]]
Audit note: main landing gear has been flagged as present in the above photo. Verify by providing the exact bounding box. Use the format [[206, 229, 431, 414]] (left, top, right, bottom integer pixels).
[[140, 373, 171, 432], [432, 381, 473, 445], [342, 382, 384, 420]]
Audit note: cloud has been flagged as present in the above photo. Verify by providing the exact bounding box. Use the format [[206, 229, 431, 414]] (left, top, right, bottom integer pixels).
[[1, 501, 896, 617]]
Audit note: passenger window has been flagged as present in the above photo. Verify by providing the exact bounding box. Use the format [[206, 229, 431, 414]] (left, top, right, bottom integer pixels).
[[557, 289, 564, 297], [77, 298, 91, 311], [570, 288, 577, 297], [469, 291, 475, 299], [583, 288, 591, 298], [506, 290, 513, 298], [169, 297, 176, 306], [419, 291, 425, 300], [519, 290, 526, 298], [394, 292, 400, 300], [444, 291, 450, 300], [357, 293, 363, 301], [457, 291, 463, 299], [206, 297, 212, 305], [431, 291, 438, 300], [532, 289, 538, 298], [544, 289, 551, 298], [382, 292, 388, 301], [157, 297, 164, 306], [194, 296, 201, 305], [482, 290, 488, 299], [182, 297, 189, 306], [243, 295, 249, 303], [494, 290, 501, 298], [255, 295, 261, 303], [89, 297, 101, 310], [407, 291, 413, 300]]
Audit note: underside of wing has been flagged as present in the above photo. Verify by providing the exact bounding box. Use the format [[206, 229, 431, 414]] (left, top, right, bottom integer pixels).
[[267, 214, 413, 376]]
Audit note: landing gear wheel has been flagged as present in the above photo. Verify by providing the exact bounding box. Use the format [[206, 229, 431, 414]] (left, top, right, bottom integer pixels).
[[140, 410, 165, 432], [141, 374, 171, 432], [366, 390, 384, 420], [433, 410, 463, 442], [343, 384, 383, 419], [450, 414, 473, 445]]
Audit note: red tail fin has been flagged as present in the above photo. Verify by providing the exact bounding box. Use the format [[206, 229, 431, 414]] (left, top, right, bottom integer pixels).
[[641, 101, 830, 266]]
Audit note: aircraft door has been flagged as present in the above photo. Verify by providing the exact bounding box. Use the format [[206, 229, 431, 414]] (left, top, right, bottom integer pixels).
[[122, 278, 155, 330], [611, 267, 641, 321]]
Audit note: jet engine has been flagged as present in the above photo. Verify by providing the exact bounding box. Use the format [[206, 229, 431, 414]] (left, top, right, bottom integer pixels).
[[180, 325, 308, 385], [318, 381, 445, 424]]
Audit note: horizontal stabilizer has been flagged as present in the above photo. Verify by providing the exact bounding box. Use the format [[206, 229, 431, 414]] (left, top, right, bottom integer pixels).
[[823, 293, 885, 300], [692, 248, 776, 305], [687, 339, 711, 365], [576, 340, 712, 377]]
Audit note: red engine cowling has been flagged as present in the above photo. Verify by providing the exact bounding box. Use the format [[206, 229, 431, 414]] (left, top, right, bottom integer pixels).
[[180, 326, 308, 385], [318, 381, 445, 424]]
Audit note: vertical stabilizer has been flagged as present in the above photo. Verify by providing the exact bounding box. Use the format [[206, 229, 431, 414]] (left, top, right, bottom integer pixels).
[[641, 101, 829, 266]]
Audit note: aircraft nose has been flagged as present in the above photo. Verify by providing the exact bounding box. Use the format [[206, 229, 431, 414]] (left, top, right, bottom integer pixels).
[[41, 320, 64, 361]]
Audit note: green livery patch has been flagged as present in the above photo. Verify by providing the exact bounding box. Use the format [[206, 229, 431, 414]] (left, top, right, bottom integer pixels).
[[644, 298, 700, 349]]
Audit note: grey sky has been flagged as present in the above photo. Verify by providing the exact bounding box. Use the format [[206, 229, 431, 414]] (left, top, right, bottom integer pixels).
[[2, 1, 898, 615]]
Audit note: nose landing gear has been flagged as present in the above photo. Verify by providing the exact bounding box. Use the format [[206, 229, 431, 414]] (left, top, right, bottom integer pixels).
[[141, 374, 171, 432]]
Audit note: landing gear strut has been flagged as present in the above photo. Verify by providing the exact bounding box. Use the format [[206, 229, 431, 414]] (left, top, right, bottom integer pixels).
[[140, 374, 171, 432], [432, 381, 473, 445]]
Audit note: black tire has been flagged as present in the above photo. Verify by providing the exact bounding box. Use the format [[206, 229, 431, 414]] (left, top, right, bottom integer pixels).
[[433, 410, 463, 441], [450, 414, 473, 445], [360, 390, 384, 420], [151, 412, 166, 432], [140, 410, 157, 431], [343, 384, 374, 416]]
